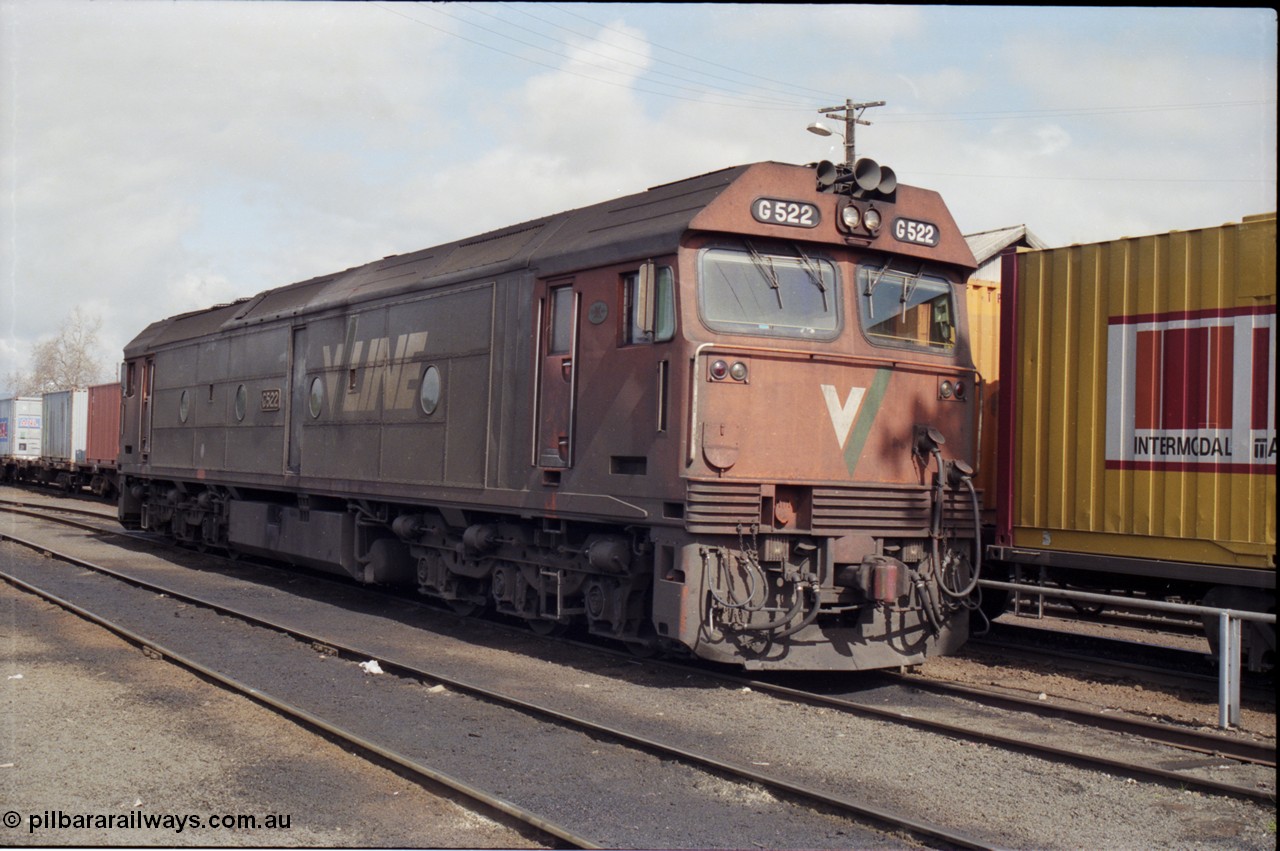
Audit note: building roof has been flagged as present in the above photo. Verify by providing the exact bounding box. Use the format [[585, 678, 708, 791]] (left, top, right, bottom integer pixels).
[[964, 224, 1048, 265]]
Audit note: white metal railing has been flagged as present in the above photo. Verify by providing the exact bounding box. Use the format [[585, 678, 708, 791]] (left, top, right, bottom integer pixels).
[[976, 578, 1275, 729]]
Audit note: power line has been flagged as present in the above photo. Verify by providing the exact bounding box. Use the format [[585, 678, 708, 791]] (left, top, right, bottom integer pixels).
[[375, 3, 1276, 125], [513, 2, 843, 103], [442, 2, 805, 108], [886, 100, 1276, 124], [374, 2, 817, 111], [917, 171, 1275, 184]]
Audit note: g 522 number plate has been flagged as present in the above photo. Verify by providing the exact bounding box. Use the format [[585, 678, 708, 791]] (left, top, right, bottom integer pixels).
[[752, 198, 820, 228], [892, 217, 940, 247]]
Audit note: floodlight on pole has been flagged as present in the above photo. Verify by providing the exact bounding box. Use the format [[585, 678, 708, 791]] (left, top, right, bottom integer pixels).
[[810, 99, 885, 168]]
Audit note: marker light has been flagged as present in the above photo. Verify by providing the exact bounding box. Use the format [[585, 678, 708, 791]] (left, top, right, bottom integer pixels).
[[710, 359, 729, 380], [729, 361, 749, 382]]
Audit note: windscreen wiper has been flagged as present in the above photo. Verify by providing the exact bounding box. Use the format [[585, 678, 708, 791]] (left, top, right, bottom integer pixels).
[[792, 244, 828, 311], [899, 263, 926, 320], [744, 241, 783, 309]]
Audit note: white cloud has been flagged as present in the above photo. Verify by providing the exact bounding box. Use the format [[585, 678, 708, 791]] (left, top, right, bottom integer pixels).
[[0, 1, 1274, 379]]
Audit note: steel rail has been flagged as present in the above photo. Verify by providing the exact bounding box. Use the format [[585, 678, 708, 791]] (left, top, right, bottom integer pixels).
[[0, 564, 600, 851], [980, 578, 1276, 729], [5, 501, 1275, 803], [967, 631, 1273, 703], [0, 522, 995, 851], [882, 673, 1276, 768], [0, 496, 118, 522], [642, 664, 1276, 804]]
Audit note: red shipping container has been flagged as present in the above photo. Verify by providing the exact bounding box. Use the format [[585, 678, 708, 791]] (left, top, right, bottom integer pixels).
[[86, 382, 121, 468]]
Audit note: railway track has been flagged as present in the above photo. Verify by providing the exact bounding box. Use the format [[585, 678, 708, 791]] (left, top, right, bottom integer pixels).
[[1, 503, 997, 849], [0, 568, 595, 850], [4, 493, 1275, 810], [969, 621, 1274, 703]]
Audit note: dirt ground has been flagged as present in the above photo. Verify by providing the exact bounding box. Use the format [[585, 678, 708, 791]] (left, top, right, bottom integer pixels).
[[921, 614, 1276, 739]]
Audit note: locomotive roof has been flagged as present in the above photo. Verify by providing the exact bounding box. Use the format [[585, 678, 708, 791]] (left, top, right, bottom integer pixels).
[[126, 161, 974, 353], [129, 163, 755, 353]]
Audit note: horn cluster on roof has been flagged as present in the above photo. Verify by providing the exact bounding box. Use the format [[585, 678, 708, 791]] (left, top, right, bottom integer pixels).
[[814, 158, 897, 200]]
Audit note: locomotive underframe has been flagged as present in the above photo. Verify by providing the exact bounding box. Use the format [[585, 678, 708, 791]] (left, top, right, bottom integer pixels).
[[121, 468, 978, 669]]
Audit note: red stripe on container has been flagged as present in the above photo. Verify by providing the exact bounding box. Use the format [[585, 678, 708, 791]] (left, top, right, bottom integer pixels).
[[1135, 329, 1161, 429], [1207, 326, 1233, 429], [1161, 327, 1206, 430], [1254, 327, 1272, 430]]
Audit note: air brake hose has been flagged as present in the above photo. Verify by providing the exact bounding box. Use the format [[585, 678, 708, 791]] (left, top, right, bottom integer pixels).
[[770, 557, 827, 639], [727, 559, 825, 638], [725, 588, 805, 633], [937, 474, 982, 599]]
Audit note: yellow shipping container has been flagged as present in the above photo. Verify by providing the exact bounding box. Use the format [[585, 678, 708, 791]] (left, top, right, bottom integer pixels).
[[999, 214, 1275, 572], [965, 277, 1001, 521]]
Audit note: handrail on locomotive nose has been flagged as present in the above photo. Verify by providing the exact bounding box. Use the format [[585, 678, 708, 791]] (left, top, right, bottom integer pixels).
[[690, 340, 980, 376]]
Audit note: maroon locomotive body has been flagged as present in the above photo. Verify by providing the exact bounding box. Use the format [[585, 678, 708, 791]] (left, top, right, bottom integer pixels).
[[118, 160, 981, 671]]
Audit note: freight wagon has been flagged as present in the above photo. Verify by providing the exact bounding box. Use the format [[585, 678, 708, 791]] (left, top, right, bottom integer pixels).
[[0, 384, 120, 497], [979, 213, 1276, 668], [0, 396, 43, 478]]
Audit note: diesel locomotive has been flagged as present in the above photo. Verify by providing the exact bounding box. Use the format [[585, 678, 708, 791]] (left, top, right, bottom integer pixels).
[[117, 159, 983, 671]]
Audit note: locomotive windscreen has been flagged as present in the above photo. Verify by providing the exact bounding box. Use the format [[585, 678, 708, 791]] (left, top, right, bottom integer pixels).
[[858, 262, 957, 350], [698, 245, 840, 340]]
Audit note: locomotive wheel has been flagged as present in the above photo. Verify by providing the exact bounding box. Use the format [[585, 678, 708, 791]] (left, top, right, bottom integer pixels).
[[528, 619, 568, 637], [626, 640, 657, 659], [448, 599, 484, 618]]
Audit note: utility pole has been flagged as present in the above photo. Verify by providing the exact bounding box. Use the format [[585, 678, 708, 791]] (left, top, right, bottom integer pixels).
[[816, 99, 885, 167]]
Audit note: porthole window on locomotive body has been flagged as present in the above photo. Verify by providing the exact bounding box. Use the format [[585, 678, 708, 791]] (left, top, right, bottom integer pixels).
[[179, 390, 190, 424], [419, 365, 442, 415], [309, 377, 324, 419], [234, 385, 247, 422]]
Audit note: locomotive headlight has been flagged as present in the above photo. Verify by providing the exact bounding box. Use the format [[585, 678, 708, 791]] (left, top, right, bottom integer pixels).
[[710, 359, 730, 381], [729, 361, 749, 382], [863, 207, 883, 232], [840, 205, 861, 231]]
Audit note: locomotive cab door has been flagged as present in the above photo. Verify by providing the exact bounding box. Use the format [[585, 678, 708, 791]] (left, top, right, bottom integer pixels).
[[286, 326, 307, 475], [536, 282, 579, 469], [139, 356, 154, 460]]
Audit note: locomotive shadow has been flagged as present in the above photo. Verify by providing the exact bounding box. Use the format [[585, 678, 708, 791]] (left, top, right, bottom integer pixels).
[[92, 530, 773, 691]]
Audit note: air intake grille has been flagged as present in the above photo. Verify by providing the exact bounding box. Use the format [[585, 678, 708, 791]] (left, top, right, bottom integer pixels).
[[686, 480, 974, 535]]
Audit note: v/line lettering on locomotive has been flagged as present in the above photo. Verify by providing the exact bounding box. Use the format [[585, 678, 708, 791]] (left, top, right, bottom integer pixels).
[[320, 331, 430, 414], [819, 383, 868, 450]]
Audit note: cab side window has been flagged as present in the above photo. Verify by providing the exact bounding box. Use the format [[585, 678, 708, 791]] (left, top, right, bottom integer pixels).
[[622, 266, 675, 344]]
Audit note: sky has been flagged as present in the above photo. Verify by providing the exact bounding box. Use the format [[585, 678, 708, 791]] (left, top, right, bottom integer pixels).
[[1, 2, 1275, 392]]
